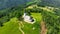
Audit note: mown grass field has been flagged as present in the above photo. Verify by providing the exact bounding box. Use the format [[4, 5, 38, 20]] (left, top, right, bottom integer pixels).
[[0, 13, 42, 34]]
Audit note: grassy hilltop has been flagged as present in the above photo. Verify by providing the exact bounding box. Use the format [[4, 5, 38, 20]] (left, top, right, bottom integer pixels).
[[0, 5, 60, 34]]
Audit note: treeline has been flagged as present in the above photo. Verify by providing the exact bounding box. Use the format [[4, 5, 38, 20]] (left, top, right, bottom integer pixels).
[[42, 11, 60, 34], [0, 6, 24, 26]]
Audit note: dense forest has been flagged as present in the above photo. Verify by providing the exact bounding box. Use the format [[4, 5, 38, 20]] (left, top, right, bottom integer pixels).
[[0, 0, 60, 34]]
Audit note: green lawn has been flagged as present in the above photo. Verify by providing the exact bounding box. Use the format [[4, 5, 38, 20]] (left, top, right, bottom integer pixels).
[[31, 13, 42, 21]]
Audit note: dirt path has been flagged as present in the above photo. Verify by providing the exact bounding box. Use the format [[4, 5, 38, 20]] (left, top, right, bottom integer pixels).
[[41, 21, 47, 34]]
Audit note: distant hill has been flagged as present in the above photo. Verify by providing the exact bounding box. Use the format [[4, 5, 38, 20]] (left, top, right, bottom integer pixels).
[[0, 0, 36, 10], [39, 0, 60, 8]]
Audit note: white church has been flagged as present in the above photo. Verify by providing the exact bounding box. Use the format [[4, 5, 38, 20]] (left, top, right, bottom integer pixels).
[[22, 12, 36, 24]]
